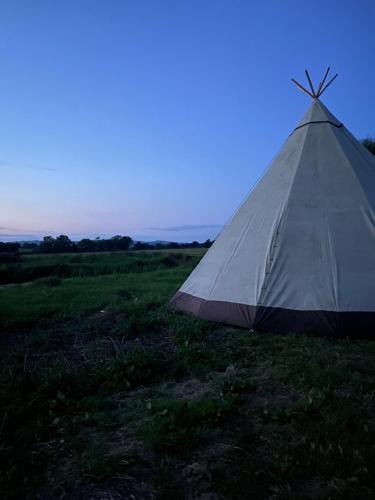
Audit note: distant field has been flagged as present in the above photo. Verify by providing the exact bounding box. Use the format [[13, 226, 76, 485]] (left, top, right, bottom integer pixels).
[[22, 247, 207, 259], [0, 248, 206, 287], [1, 250, 375, 498]]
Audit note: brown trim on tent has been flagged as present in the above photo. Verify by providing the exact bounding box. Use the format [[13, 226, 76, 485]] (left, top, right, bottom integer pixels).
[[170, 291, 375, 337]]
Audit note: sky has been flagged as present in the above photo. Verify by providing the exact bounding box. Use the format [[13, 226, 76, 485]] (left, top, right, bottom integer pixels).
[[1, 0, 375, 243]]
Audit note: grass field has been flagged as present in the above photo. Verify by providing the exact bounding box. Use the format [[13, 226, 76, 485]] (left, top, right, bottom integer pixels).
[[1, 249, 375, 499]]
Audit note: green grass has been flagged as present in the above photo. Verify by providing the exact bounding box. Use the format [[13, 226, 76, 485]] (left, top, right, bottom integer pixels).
[[1, 249, 375, 499], [141, 393, 238, 451], [0, 251, 198, 332], [0, 248, 203, 285]]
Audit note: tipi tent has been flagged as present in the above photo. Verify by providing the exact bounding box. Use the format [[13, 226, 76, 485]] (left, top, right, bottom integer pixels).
[[171, 69, 375, 336]]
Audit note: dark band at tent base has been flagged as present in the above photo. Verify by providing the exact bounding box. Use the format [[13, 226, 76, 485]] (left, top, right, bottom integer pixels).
[[171, 291, 375, 337]]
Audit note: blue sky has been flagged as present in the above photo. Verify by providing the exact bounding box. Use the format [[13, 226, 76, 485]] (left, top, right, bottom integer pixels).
[[1, 0, 374, 242]]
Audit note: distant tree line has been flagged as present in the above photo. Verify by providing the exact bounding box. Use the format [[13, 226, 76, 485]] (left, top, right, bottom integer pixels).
[[0, 235, 214, 259], [131, 239, 213, 251], [38, 234, 133, 253], [0, 242, 22, 263], [0, 242, 21, 253], [34, 235, 213, 253]]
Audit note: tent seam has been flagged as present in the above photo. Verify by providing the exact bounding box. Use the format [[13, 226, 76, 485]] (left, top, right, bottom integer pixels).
[[256, 125, 310, 306], [201, 138, 293, 301], [330, 126, 375, 213]]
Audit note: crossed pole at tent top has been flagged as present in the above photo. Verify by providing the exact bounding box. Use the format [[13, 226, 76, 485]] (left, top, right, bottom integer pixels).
[[291, 67, 338, 99]]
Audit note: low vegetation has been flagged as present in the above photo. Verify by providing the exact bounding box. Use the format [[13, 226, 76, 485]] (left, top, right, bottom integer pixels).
[[362, 136, 375, 156], [0, 249, 198, 287], [1, 249, 375, 499]]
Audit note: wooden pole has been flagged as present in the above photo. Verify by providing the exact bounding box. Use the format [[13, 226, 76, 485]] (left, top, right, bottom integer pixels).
[[319, 73, 338, 96], [291, 78, 315, 98], [316, 67, 331, 97], [305, 70, 316, 97]]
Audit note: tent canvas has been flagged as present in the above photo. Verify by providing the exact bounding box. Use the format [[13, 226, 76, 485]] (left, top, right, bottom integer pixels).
[[171, 75, 375, 336]]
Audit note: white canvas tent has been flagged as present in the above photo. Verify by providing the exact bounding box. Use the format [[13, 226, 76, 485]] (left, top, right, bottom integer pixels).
[[171, 69, 375, 336]]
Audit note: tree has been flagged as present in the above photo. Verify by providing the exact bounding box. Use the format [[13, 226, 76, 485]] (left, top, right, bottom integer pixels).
[[38, 234, 133, 254], [110, 235, 133, 250], [0, 242, 21, 262], [119, 236, 133, 250], [362, 137, 375, 156], [21, 242, 39, 252], [77, 238, 97, 252], [40, 236, 56, 253], [54, 235, 73, 253], [0, 242, 20, 252], [168, 242, 180, 249], [133, 241, 149, 250]]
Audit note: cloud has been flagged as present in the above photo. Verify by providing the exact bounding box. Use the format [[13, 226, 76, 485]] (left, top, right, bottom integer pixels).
[[0, 233, 42, 241], [0, 160, 57, 172], [29, 164, 57, 172], [0, 226, 20, 231], [148, 224, 223, 232], [0, 226, 52, 241]]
